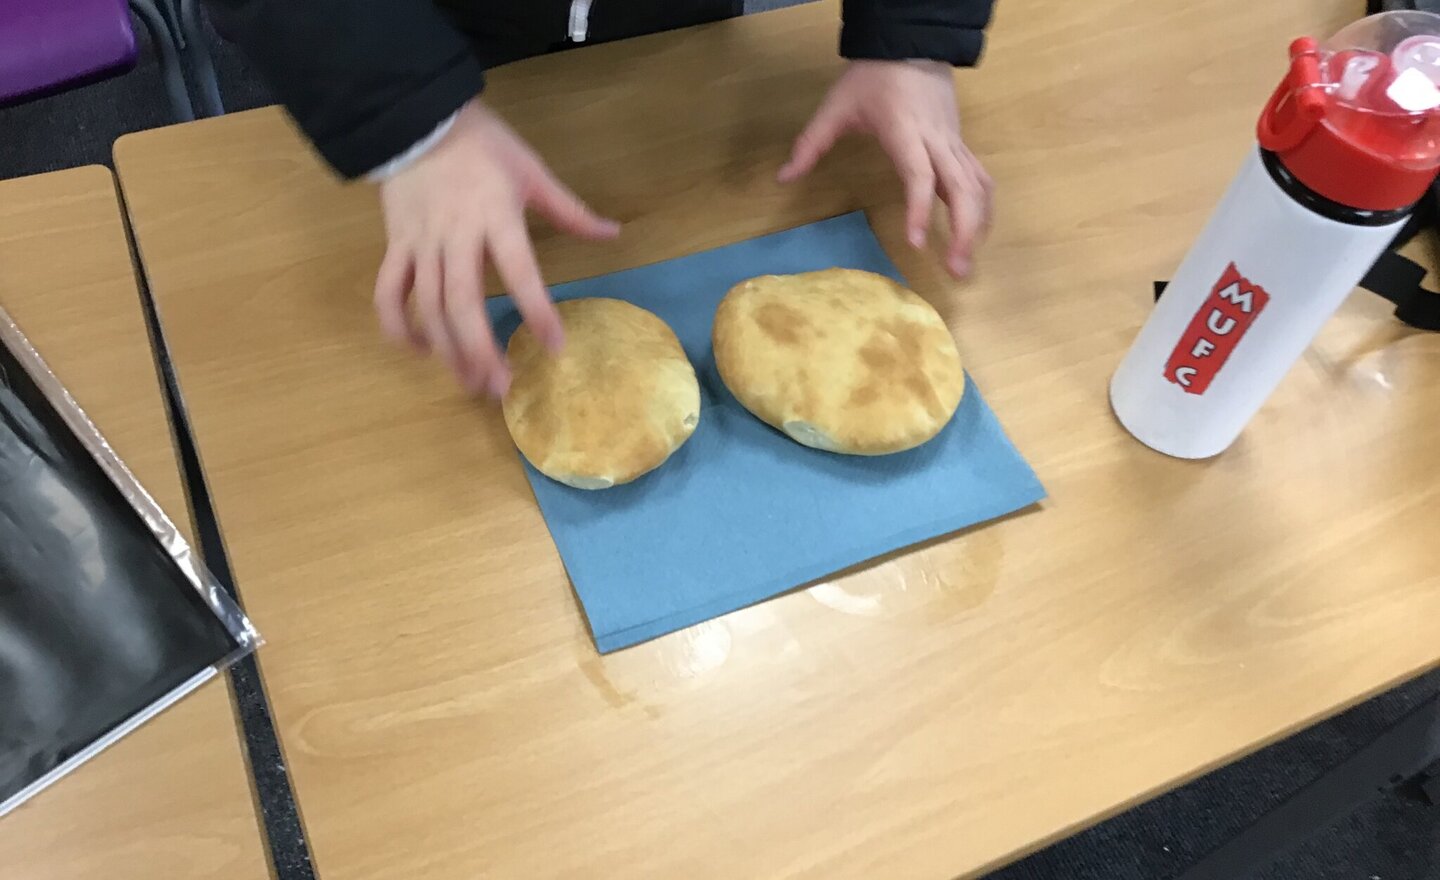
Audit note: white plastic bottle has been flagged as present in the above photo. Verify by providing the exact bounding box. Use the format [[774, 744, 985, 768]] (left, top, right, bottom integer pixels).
[[1111, 12, 1440, 458]]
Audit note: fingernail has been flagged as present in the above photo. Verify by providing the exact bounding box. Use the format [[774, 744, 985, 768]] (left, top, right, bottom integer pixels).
[[488, 370, 511, 399], [950, 256, 971, 277], [909, 229, 925, 249], [600, 219, 622, 235]]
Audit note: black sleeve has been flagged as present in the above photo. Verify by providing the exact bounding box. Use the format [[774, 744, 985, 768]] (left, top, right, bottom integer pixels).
[[203, 0, 486, 178], [840, 0, 996, 67]]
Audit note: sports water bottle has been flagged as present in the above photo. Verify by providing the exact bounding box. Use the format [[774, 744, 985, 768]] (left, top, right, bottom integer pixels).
[[1110, 10, 1440, 458]]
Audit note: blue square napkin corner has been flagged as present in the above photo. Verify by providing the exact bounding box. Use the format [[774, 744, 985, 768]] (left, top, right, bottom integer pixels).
[[487, 212, 1044, 652]]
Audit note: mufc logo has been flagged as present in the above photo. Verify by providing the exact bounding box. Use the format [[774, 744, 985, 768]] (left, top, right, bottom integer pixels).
[[1164, 263, 1270, 395]]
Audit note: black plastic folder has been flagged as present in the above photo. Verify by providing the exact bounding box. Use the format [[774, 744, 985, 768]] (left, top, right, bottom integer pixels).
[[0, 312, 257, 815]]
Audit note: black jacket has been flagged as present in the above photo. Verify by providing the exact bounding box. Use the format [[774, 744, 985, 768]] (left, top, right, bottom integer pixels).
[[203, 0, 996, 178]]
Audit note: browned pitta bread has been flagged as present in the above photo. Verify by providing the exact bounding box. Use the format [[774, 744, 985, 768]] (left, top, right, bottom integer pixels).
[[504, 298, 700, 488], [713, 269, 963, 455]]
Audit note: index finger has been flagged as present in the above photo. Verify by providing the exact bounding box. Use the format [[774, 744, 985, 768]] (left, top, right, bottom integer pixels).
[[443, 243, 507, 396], [957, 143, 995, 238], [374, 245, 424, 350], [877, 126, 935, 249], [489, 220, 564, 353], [931, 144, 981, 277]]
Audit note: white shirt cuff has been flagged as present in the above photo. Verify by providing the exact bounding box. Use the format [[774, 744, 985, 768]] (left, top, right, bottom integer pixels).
[[364, 111, 461, 182]]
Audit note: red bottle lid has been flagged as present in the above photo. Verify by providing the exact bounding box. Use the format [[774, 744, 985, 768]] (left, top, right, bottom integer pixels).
[[1259, 13, 1440, 212]]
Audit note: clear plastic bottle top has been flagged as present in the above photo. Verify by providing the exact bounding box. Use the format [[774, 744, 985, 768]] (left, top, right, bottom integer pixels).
[[1259, 10, 1440, 209]]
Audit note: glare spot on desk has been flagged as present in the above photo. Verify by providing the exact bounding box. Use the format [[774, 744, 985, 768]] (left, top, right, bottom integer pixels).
[[663, 620, 733, 678], [809, 581, 884, 617]]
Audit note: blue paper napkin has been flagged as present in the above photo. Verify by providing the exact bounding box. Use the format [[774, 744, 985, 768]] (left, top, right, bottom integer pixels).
[[487, 212, 1045, 652]]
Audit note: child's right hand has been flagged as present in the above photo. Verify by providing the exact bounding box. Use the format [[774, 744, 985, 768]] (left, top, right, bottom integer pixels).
[[373, 98, 621, 397]]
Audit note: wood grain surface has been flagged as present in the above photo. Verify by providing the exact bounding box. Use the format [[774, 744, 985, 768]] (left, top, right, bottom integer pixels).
[[0, 168, 268, 878], [114, 2, 1439, 878]]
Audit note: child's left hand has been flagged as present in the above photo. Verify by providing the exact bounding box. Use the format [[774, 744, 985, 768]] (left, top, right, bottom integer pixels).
[[778, 59, 993, 278]]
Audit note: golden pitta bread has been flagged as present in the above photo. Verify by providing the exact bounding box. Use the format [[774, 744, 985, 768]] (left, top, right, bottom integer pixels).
[[712, 268, 963, 455], [504, 298, 700, 489]]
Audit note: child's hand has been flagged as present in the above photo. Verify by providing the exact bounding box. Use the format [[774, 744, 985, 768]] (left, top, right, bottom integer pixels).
[[375, 98, 621, 396], [778, 60, 993, 278]]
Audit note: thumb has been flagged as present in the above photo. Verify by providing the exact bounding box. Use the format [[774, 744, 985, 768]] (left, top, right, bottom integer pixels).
[[527, 166, 621, 240], [777, 102, 851, 183]]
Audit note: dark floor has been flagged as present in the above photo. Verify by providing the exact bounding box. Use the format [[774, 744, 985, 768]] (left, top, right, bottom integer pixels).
[[4, 4, 1439, 880]]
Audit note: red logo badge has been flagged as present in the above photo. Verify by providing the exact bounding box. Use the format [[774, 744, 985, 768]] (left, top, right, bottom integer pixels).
[[1164, 263, 1270, 395]]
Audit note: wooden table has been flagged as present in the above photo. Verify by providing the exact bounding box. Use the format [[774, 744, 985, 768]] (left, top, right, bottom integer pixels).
[[0, 168, 269, 880], [113, 1, 1440, 877]]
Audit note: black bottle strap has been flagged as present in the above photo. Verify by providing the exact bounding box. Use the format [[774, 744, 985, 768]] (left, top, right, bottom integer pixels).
[[1359, 250, 1440, 331], [1355, 208, 1440, 331]]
